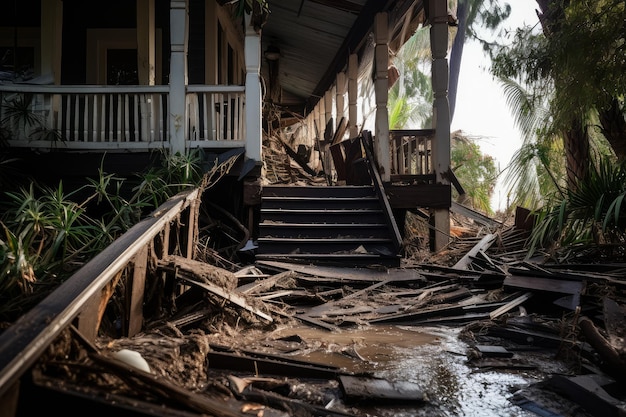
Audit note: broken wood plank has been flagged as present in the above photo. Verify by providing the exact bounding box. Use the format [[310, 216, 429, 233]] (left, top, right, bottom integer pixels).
[[503, 275, 585, 296], [236, 270, 295, 294], [176, 275, 273, 323], [303, 279, 392, 317], [206, 350, 341, 379], [234, 265, 269, 279], [228, 375, 356, 417], [489, 292, 533, 320], [90, 352, 253, 417], [256, 290, 296, 301], [548, 374, 625, 417], [475, 345, 514, 358], [338, 375, 424, 403], [453, 233, 497, 270], [160, 255, 238, 290], [256, 260, 424, 283], [369, 301, 507, 324]]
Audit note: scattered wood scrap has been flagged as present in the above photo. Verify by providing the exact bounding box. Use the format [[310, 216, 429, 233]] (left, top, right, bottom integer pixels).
[[30, 215, 626, 417]]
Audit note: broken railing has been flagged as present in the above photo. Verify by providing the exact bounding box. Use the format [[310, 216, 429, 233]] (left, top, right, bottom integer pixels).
[[0, 84, 245, 150], [0, 188, 200, 409], [389, 129, 435, 180]]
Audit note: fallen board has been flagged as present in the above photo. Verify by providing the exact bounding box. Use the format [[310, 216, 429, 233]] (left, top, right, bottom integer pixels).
[[338, 375, 424, 403]]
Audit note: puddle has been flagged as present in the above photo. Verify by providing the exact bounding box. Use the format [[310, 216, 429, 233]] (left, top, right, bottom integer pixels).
[[269, 324, 540, 417], [270, 324, 438, 372]]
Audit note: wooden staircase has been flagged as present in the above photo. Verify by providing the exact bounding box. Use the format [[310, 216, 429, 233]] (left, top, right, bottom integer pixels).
[[255, 185, 402, 267]]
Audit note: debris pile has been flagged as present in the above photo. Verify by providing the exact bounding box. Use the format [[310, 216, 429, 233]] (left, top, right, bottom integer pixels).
[[31, 215, 626, 416]]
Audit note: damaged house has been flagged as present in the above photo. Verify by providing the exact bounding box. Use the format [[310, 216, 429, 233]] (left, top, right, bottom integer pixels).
[[5, 1, 626, 416], [0, 0, 455, 264]]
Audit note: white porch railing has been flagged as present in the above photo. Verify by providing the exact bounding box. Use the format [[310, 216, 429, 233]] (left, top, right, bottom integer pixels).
[[186, 85, 245, 149], [0, 84, 245, 151]]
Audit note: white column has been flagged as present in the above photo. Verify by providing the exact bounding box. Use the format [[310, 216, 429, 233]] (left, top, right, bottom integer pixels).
[[348, 53, 358, 139], [169, 0, 188, 155], [244, 12, 262, 162], [324, 89, 333, 134], [430, 0, 451, 251], [336, 71, 346, 124], [374, 13, 391, 182]]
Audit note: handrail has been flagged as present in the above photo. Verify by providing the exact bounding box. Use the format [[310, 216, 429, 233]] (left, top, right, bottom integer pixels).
[[0, 84, 244, 94], [360, 131, 404, 252], [0, 188, 200, 400]]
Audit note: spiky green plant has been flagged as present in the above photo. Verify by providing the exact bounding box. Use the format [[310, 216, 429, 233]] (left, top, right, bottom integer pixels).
[[1, 92, 65, 145], [526, 155, 626, 259], [0, 149, 207, 322]]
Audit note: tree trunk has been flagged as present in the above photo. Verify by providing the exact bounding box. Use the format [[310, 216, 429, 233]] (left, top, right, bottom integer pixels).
[[563, 117, 589, 191], [598, 99, 626, 162], [538, 0, 590, 192], [448, 0, 468, 122]]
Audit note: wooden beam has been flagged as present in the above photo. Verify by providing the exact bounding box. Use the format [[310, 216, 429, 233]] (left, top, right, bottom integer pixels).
[[453, 234, 497, 270], [385, 184, 451, 209]]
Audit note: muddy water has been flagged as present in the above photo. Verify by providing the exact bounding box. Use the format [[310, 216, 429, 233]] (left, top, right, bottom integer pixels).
[[270, 324, 540, 417]]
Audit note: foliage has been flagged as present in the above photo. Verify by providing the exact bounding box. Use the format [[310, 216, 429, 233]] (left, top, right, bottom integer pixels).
[[388, 27, 433, 129], [1, 92, 65, 145], [0, 150, 206, 321], [491, 0, 626, 191], [526, 155, 626, 260], [451, 131, 499, 215], [459, 0, 512, 46], [494, 0, 625, 126]]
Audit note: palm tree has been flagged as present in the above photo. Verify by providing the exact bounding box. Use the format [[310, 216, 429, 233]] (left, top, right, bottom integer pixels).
[[492, 0, 626, 194]]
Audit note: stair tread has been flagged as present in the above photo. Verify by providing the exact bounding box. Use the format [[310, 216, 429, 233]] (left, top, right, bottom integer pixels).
[[262, 196, 378, 200], [258, 237, 393, 242], [258, 185, 400, 263], [255, 253, 399, 258], [261, 208, 383, 212], [259, 223, 388, 227]]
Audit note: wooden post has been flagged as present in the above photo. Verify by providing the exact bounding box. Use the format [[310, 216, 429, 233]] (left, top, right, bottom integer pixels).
[[127, 247, 148, 337], [244, 12, 262, 162], [374, 13, 391, 182], [137, 0, 156, 85], [169, 0, 188, 155], [429, 0, 451, 251], [40, 0, 63, 135], [348, 53, 359, 139], [40, 0, 63, 84], [205, 0, 218, 84], [137, 0, 156, 142]]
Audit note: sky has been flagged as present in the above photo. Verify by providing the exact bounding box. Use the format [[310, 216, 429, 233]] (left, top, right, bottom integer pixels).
[[450, 2, 541, 212]]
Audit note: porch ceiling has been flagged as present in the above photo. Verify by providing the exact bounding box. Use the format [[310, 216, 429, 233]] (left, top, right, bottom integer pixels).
[[261, 0, 426, 116]]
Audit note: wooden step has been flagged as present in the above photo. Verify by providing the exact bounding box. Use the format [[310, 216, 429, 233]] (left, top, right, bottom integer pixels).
[[256, 184, 401, 267]]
